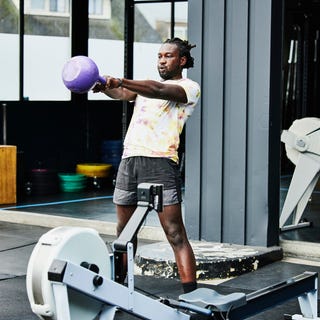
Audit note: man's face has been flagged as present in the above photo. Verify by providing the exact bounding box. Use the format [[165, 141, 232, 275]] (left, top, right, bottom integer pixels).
[[157, 43, 185, 80]]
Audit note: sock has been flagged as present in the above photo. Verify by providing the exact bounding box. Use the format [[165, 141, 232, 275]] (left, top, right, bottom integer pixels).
[[182, 281, 197, 293]]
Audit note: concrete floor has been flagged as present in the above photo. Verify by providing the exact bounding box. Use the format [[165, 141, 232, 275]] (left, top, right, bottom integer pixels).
[[1, 175, 320, 319], [1, 176, 320, 244], [1, 221, 320, 320], [0, 173, 319, 239]]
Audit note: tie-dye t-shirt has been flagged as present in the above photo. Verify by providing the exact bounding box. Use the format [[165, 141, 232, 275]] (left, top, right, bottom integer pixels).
[[122, 78, 200, 163]]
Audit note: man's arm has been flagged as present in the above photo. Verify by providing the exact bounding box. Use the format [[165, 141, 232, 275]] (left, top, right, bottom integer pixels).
[[121, 78, 187, 103], [93, 77, 187, 103], [92, 77, 137, 101]]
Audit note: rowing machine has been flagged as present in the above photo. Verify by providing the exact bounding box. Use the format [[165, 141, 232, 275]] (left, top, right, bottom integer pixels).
[[26, 183, 320, 320]]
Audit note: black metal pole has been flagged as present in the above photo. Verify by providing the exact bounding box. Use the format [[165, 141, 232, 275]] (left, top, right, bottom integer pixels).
[[19, 0, 24, 101], [71, 0, 89, 104], [122, 0, 135, 140], [171, 0, 175, 38]]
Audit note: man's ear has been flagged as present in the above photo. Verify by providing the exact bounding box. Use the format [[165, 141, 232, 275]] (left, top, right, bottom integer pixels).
[[180, 56, 187, 68]]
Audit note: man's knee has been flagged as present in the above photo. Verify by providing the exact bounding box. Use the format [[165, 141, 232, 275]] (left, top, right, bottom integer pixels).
[[165, 226, 187, 248]]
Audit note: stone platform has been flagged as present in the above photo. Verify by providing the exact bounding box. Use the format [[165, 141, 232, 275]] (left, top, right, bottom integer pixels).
[[135, 241, 283, 280]]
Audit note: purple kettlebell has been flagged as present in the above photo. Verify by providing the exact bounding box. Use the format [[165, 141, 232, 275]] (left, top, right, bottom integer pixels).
[[62, 56, 106, 94]]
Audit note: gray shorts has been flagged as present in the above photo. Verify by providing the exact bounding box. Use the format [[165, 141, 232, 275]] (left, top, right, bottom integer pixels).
[[113, 156, 182, 206]]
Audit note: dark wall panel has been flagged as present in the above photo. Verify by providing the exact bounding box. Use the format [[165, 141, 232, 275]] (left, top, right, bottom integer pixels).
[[186, 0, 282, 247], [0, 101, 122, 174]]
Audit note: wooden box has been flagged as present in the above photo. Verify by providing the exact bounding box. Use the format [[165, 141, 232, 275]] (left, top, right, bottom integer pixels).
[[0, 145, 17, 204]]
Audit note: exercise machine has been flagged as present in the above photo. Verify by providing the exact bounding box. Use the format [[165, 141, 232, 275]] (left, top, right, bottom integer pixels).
[[27, 183, 320, 320], [280, 117, 320, 231]]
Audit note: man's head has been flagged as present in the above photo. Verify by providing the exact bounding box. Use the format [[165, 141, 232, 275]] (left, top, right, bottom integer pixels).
[[157, 38, 196, 80]]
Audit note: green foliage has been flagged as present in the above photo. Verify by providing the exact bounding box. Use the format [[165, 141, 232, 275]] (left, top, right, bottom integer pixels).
[[0, 0, 19, 33]]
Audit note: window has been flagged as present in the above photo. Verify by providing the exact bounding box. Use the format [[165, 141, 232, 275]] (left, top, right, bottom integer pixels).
[[50, 0, 69, 13], [25, 0, 109, 17], [0, 0, 19, 100], [88, 0, 123, 100], [89, 0, 103, 15], [24, 0, 71, 100], [0, 0, 187, 102], [133, 1, 188, 80], [30, 0, 45, 10], [26, 0, 69, 15]]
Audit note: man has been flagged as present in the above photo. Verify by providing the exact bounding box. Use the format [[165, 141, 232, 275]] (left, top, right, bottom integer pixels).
[[93, 38, 200, 293]]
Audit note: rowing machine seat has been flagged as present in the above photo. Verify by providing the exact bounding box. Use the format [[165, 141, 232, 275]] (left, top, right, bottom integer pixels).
[[179, 288, 246, 312]]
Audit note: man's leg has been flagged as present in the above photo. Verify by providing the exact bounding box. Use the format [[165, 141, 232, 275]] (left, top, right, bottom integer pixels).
[[158, 203, 197, 292], [115, 204, 137, 283], [116, 204, 137, 236]]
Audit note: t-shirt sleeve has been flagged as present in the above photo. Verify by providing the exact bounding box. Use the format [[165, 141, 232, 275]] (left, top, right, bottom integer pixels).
[[177, 79, 201, 106]]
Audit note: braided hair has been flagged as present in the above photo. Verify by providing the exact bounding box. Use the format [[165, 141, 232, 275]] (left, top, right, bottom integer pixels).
[[164, 38, 196, 69]]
